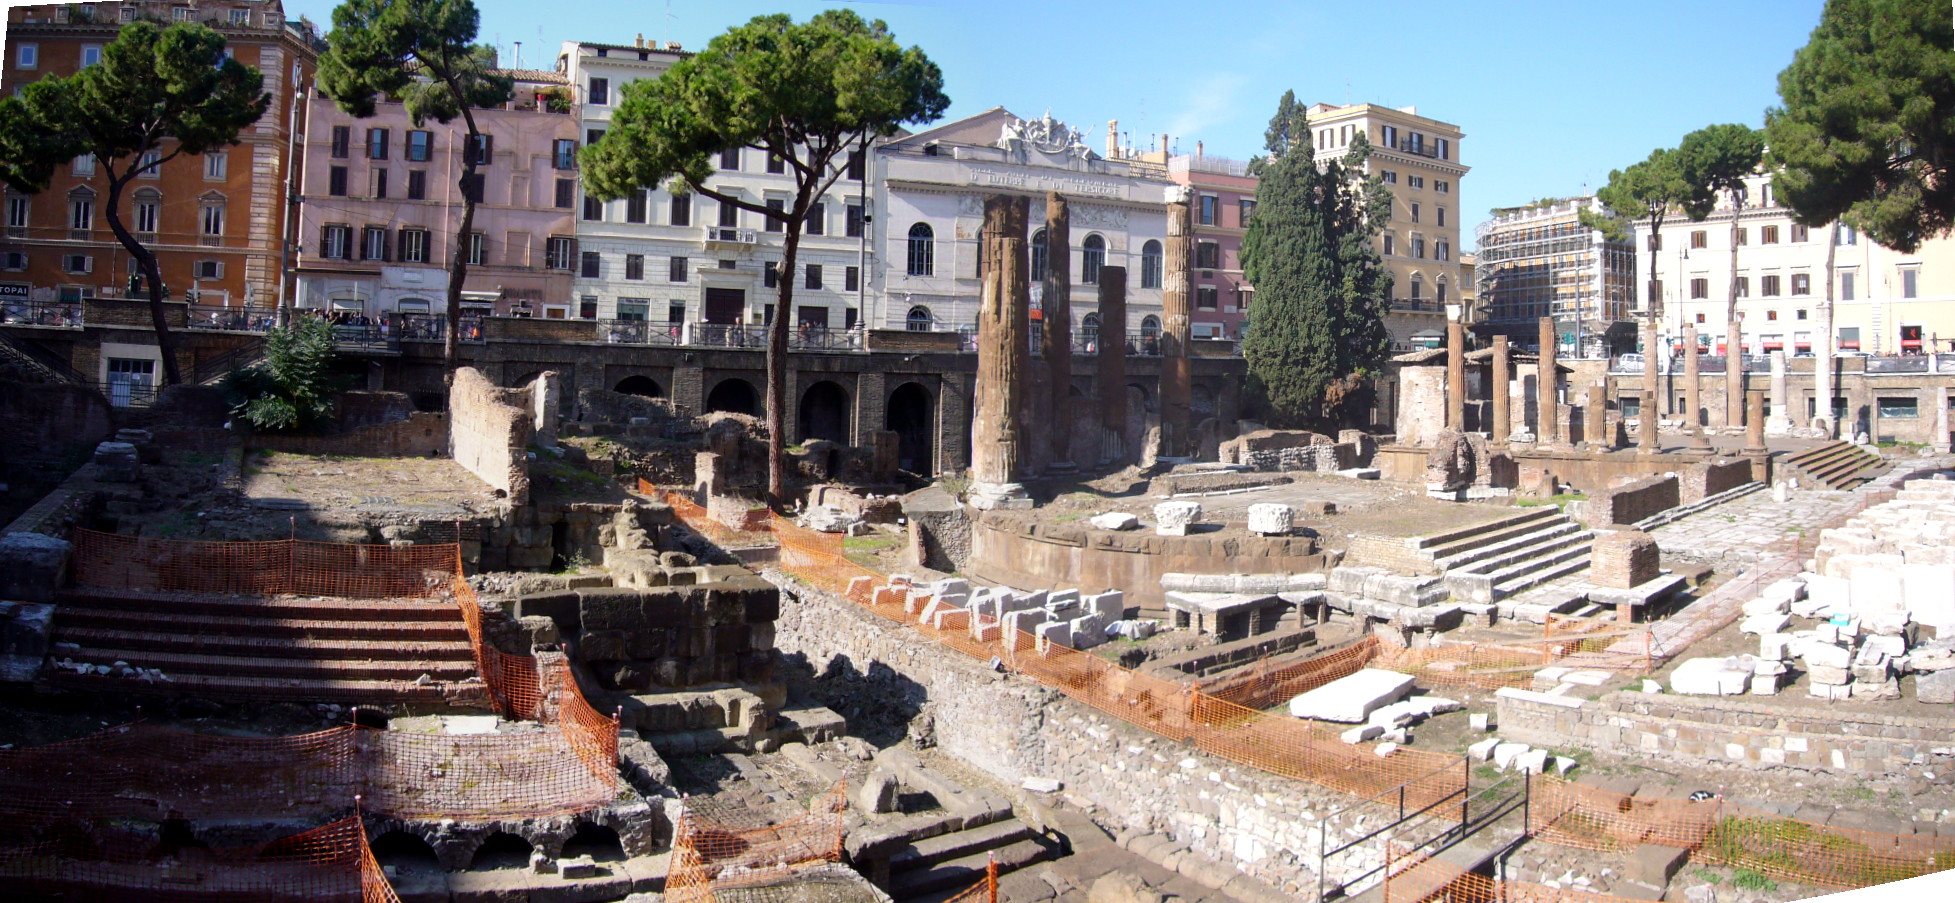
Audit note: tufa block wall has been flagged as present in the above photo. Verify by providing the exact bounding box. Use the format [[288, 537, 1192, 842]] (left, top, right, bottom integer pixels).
[[448, 367, 535, 505]]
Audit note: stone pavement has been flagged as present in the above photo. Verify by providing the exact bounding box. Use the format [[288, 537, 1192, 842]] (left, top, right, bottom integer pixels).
[[1649, 454, 1955, 569]]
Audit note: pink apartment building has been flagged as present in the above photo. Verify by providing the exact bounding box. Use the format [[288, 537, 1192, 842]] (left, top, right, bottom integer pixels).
[[293, 71, 580, 320], [1168, 152, 1256, 340]]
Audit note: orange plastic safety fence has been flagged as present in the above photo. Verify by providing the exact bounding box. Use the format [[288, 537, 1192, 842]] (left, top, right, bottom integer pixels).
[[1384, 844, 1648, 903], [0, 722, 618, 825], [1194, 636, 1382, 710], [1371, 626, 1653, 691], [0, 814, 400, 903], [664, 782, 849, 903], [649, 482, 776, 548], [1528, 775, 1955, 890], [939, 864, 999, 903], [71, 528, 462, 600], [761, 513, 1470, 812]]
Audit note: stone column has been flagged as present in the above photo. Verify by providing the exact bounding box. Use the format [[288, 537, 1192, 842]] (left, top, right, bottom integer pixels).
[[1683, 326, 1711, 453], [970, 195, 1031, 509], [1641, 318, 1660, 452], [1538, 317, 1559, 445], [1446, 320, 1465, 431], [1743, 389, 1768, 455], [1587, 382, 1612, 450], [1814, 300, 1835, 435], [1936, 386, 1952, 453], [1491, 335, 1511, 443], [1767, 350, 1790, 435], [1727, 321, 1744, 429], [1161, 191, 1194, 458], [1098, 265, 1129, 463], [1042, 192, 1075, 472]]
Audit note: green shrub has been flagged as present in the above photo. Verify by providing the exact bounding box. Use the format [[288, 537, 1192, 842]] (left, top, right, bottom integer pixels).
[[222, 317, 343, 432]]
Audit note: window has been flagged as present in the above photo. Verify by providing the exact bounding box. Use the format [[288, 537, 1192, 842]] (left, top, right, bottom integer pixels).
[[1082, 233, 1106, 285], [805, 202, 825, 236], [1878, 397, 1919, 419], [69, 195, 93, 231], [1383, 234, 1395, 256], [230, 7, 251, 26], [370, 169, 388, 199], [626, 189, 648, 223], [328, 166, 348, 196], [1798, 309, 1808, 320], [1437, 282, 1449, 305], [1199, 195, 1217, 225], [1412, 237, 1426, 259], [329, 125, 350, 158], [1789, 223, 1809, 242], [846, 204, 863, 238], [1903, 268, 1919, 299], [845, 266, 859, 292], [1761, 274, 1780, 296], [200, 202, 224, 237], [1436, 180, 1450, 193], [1410, 203, 1420, 223], [400, 228, 430, 263], [588, 77, 608, 105], [1791, 273, 1811, 296], [580, 251, 601, 279], [719, 197, 739, 228], [906, 223, 934, 277], [62, 254, 92, 274], [1436, 207, 1447, 227], [805, 264, 822, 290], [1239, 199, 1256, 224], [585, 129, 605, 147], [543, 236, 572, 270], [847, 149, 866, 181], [1762, 224, 1779, 244], [401, 130, 431, 162], [73, 155, 95, 178], [719, 148, 740, 170], [1030, 229, 1047, 281], [1696, 313, 1707, 324], [907, 306, 933, 331], [465, 134, 493, 166], [15, 43, 37, 70], [465, 232, 485, 266], [361, 226, 388, 261], [406, 170, 426, 200], [82, 45, 102, 67], [1195, 241, 1219, 270], [1196, 287, 1218, 310], [1736, 227, 1748, 246], [1735, 277, 1750, 298], [1380, 125, 1398, 148], [1, 251, 24, 270], [1409, 279, 1423, 301], [555, 178, 575, 209], [1408, 175, 1424, 189], [768, 153, 785, 175], [1690, 278, 1709, 299], [1691, 230, 1708, 249], [1141, 240, 1163, 289], [1766, 309, 1778, 321], [321, 224, 351, 259], [553, 139, 577, 170], [132, 192, 158, 234], [763, 198, 785, 233], [1436, 240, 1451, 261], [365, 128, 388, 160], [1841, 272, 1855, 300], [1381, 170, 1397, 184], [1839, 225, 1857, 245], [764, 261, 778, 288], [625, 254, 644, 280], [669, 256, 687, 282], [669, 194, 690, 227]]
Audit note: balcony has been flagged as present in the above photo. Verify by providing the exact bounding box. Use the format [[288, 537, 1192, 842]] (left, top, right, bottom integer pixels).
[[1396, 140, 1442, 159], [703, 226, 758, 247], [1391, 299, 1445, 313]]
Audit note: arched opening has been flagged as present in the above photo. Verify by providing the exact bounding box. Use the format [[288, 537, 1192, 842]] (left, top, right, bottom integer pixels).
[[797, 380, 851, 444], [1141, 240, 1163, 289], [615, 375, 664, 398], [1030, 228, 1048, 282], [509, 371, 543, 390], [906, 305, 934, 332], [1081, 233, 1106, 284], [350, 707, 389, 729], [1080, 312, 1101, 352], [469, 833, 533, 871], [560, 823, 626, 863], [1191, 384, 1217, 417], [369, 830, 441, 873], [705, 378, 758, 416], [886, 382, 934, 476], [906, 223, 934, 277], [1139, 315, 1162, 354]]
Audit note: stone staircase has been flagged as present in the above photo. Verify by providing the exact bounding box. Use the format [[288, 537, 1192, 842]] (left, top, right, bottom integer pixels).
[[888, 817, 1059, 899], [41, 589, 483, 705], [1782, 440, 1888, 490], [1419, 507, 1594, 605]]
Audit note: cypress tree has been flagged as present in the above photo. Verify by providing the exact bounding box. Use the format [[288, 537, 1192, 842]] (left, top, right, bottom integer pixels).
[[1239, 91, 1394, 427]]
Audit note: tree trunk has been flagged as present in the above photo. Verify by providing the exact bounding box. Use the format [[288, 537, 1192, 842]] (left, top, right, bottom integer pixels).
[[447, 111, 485, 374], [104, 172, 182, 386], [767, 221, 800, 508]]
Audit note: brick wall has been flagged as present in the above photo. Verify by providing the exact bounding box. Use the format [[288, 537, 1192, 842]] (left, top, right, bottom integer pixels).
[[1590, 530, 1659, 589], [864, 330, 962, 352], [83, 297, 188, 328], [1498, 689, 1955, 776], [1679, 459, 1755, 505], [447, 367, 532, 504], [484, 316, 597, 343], [1584, 475, 1680, 527], [250, 412, 447, 458]]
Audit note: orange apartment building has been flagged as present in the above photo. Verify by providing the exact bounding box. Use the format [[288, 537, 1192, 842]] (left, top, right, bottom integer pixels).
[[2, 1, 320, 350]]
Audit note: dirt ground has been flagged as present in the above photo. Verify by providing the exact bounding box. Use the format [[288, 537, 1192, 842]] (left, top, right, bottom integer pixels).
[[0, 687, 343, 749]]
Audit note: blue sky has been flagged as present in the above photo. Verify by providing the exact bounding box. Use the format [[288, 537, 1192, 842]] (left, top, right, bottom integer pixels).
[[6, 0, 1832, 248]]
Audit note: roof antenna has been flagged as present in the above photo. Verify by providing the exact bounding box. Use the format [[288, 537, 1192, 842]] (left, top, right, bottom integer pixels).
[[513, 41, 522, 71]]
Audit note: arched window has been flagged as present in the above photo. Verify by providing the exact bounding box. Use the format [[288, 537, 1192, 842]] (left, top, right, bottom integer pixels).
[[906, 223, 934, 277], [1140, 315, 1161, 340], [1081, 234, 1106, 285], [1030, 228, 1048, 282], [1080, 312, 1100, 351], [1436, 277, 1449, 305], [906, 305, 933, 331], [1140, 240, 1162, 289], [1081, 312, 1100, 331]]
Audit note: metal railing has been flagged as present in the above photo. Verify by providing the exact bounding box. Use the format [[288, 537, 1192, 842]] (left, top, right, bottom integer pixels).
[[791, 326, 863, 351], [1316, 758, 1473, 901], [1, 300, 83, 328], [396, 313, 485, 343], [691, 323, 769, 348], [600, 319, 684, 346], [95, 380, 158, 409], [186, 306, 277, 333], [702, 226, 759, 245]]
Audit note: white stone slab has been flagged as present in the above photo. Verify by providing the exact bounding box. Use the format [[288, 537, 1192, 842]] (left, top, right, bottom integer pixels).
[[1806, 573, 1851, 612], [1247, 503, 1294, 536], [444, 716, 501, 735], [1492, 742, 1532, 770], [1090, 512, 1140, 531], [1850, 567, 1907, 616], [1494, 687, 1587, 709], [1741, 613, 1791, 636], [1154, 501, 1203, 536], [1341, 724, 1384, 744], [1287, 669, 1416, 723], [1805, 642, 1852, 669], [1468, 738, 1501, 761], [1902, 564, 1955, 628], [1669, 656, 1754, 696], [1742, 596, 1790, 617], [1513, 749, 1551, 774]]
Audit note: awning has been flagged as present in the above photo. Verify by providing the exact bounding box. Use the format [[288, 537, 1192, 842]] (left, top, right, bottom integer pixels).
[[396, 298, 431, 312], [330, 300, 364, 311]]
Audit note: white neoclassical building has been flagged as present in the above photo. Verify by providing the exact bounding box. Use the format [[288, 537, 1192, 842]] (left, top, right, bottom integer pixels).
[[868, 109, 1175, 338]]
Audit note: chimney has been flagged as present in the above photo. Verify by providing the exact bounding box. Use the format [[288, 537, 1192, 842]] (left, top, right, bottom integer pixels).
[[666, 41, 682, 51], [635, 34, 645, 49], [1196, 140, 1204, 159], [1106, 120, 1119, 159], [1159, 133, 1169, 158]]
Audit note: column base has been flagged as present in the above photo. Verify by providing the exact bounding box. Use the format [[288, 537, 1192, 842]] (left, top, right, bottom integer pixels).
[[968, 481, 1033, 510], [1045, 460, 1080, 475]]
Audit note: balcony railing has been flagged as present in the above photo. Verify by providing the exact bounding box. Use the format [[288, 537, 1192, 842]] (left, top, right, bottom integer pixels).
[[691, 323, 769, 348], [186, 306, 276, 333], [1397, 140, 1442, 159], [600, 319, 684, 346], [703, 226, 759, 245], [791, 326, 864, 351], [1392, 299, 1445, 313], [1, 300, 83, 327], [397, 313, 485, 343]]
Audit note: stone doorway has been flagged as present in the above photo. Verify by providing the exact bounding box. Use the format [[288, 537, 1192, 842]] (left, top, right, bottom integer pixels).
[[886, 381, 934, 476]]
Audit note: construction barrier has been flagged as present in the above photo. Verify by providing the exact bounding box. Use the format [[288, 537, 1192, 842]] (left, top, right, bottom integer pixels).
[[0, 722, 617, 824], [1383, 843, 1648, 903], [645, 479, 774, 548], [0, 814, 399, 903], [940, 858, 1000, 903], [1527, 774, 1955, 890], [664, 782, 849, 903], [1193, 636, 1382, 710], [1372, 623, 1654, 691], [70, 529, 460, 600]]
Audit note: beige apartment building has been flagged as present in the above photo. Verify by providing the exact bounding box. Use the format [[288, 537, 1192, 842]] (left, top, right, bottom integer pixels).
[[1306, 103, 1468, 350]]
